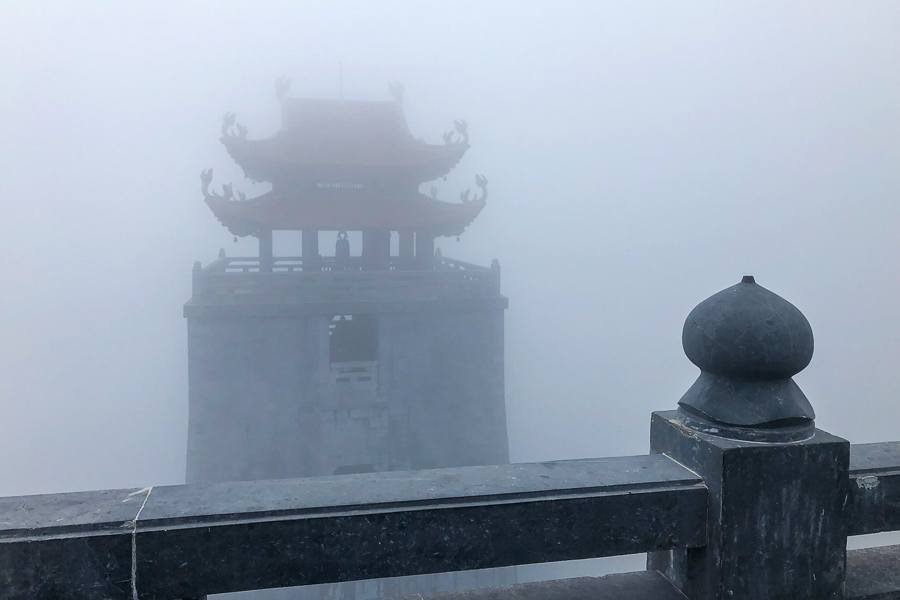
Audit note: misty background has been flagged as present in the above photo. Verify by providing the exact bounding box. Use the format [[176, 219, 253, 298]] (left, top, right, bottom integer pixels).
[[2, 1, 899, 504]]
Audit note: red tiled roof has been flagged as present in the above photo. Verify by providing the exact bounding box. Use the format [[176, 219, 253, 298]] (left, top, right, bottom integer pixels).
[[204, 190, 485, 238], [222, 99, 468, 184]]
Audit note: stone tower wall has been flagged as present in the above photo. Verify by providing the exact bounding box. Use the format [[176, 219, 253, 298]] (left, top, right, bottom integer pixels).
[[185, 305, 508, 484]]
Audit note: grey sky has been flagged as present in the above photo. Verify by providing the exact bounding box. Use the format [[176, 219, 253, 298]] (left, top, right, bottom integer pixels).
[[1, 1, 899, 496]]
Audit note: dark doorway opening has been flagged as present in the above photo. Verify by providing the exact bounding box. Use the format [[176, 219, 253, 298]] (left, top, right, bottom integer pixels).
[[329, 314, 378, 364]]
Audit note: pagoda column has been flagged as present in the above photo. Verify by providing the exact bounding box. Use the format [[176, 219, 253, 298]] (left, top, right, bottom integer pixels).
[[363, 230, 391, 270], [258, 230, 273, 273], [398, 231, 414, 268], [302, 229, 319, 271], [415, 232, 434, 269]]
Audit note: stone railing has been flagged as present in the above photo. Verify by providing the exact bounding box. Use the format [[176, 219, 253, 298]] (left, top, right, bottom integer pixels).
[[188, 254, 502, 309], [3, 276, 900, 599]]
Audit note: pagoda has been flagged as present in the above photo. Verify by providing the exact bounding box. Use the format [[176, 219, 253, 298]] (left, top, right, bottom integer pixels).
[[186, 78, 508, 485], [185, 81, 511, 598], [200, 79, 487, 271]]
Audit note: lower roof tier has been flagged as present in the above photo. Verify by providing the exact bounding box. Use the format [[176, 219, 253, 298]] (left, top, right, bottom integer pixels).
[[204, 190, 485, 237]]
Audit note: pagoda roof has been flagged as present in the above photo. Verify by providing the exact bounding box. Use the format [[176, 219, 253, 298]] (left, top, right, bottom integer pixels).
[[203, 187, 486, 238], [221, 98, 469, 184]]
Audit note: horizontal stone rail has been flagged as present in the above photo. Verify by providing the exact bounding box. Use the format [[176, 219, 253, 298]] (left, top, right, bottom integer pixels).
[[0, 455, 706, 600], [849, 441, 900, 536], [846, 544, 900, 599], [419, 551, 900, 600], [4, 443, 898, 600]]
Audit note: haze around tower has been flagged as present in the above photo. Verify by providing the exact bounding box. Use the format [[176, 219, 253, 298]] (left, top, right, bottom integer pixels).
[[1, 0, 898, 521]]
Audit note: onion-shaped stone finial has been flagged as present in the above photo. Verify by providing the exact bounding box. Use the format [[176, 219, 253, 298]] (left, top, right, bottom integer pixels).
[[678, 275, 816, 441]]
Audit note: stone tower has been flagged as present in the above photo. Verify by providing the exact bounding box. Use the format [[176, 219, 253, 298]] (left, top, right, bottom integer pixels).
[[184, 81, 511, 597]]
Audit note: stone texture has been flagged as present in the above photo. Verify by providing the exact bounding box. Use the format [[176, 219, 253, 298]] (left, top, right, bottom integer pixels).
[[135, 455, 705, 598], [10, 444, 900, 598], [185, 290, 509, 484], [846, 544, 900, 599], [647, 410, 849, 599], [0, 487, 150, 600], [0, 456, 706, 599], [849, 441, 900, 535], [679, 276, 815, 436], [0, 534, 133, 600], [145, 454, 704, 524], [402, 571, 688, 600]]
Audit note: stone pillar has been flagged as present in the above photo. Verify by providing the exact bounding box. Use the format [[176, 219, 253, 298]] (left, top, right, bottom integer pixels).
[[398, 230, 414, 267], [258, 230, 273, 273], [363, 230, 390, 270], [302, 229, 319, 271], [415, 232, 434, 269], [648, 276, 849, 599]]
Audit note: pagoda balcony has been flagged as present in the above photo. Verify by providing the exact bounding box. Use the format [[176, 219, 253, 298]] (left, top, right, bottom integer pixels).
[[187, 253, 505, 314]]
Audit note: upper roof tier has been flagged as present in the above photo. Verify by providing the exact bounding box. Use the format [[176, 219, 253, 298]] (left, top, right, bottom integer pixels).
[[221, 97, 469, 185]]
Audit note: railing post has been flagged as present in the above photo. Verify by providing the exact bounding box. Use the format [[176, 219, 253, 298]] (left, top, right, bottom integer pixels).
[[648, 276, 850, 599]]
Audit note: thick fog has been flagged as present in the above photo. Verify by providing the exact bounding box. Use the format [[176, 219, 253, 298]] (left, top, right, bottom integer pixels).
[[2, 1, 899, 500]]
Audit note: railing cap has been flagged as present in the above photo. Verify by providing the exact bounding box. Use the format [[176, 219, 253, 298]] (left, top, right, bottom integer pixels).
[[678, 275, 816, 440]]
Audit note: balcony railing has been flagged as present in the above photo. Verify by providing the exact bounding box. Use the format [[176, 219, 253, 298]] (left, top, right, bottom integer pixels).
[[188, 254, 502, 307]]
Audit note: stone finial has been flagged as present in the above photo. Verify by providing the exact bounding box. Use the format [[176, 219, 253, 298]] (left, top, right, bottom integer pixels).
[[678, 275, 815, 441]]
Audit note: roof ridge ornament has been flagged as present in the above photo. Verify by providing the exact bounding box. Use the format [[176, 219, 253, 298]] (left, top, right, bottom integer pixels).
[[221, 112, 248, 140], [677, 275, 816, 442], [443, 119, 469, 145], [200, 169, 244, 202], [461, 175, 488, 205]]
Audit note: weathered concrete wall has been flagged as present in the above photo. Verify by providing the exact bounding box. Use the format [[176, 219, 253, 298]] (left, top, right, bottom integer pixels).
[[185, 263, 511, 599], [186, 304, 508, 483], [186, 316, 319, 483], [383, 308, 508, 470]]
